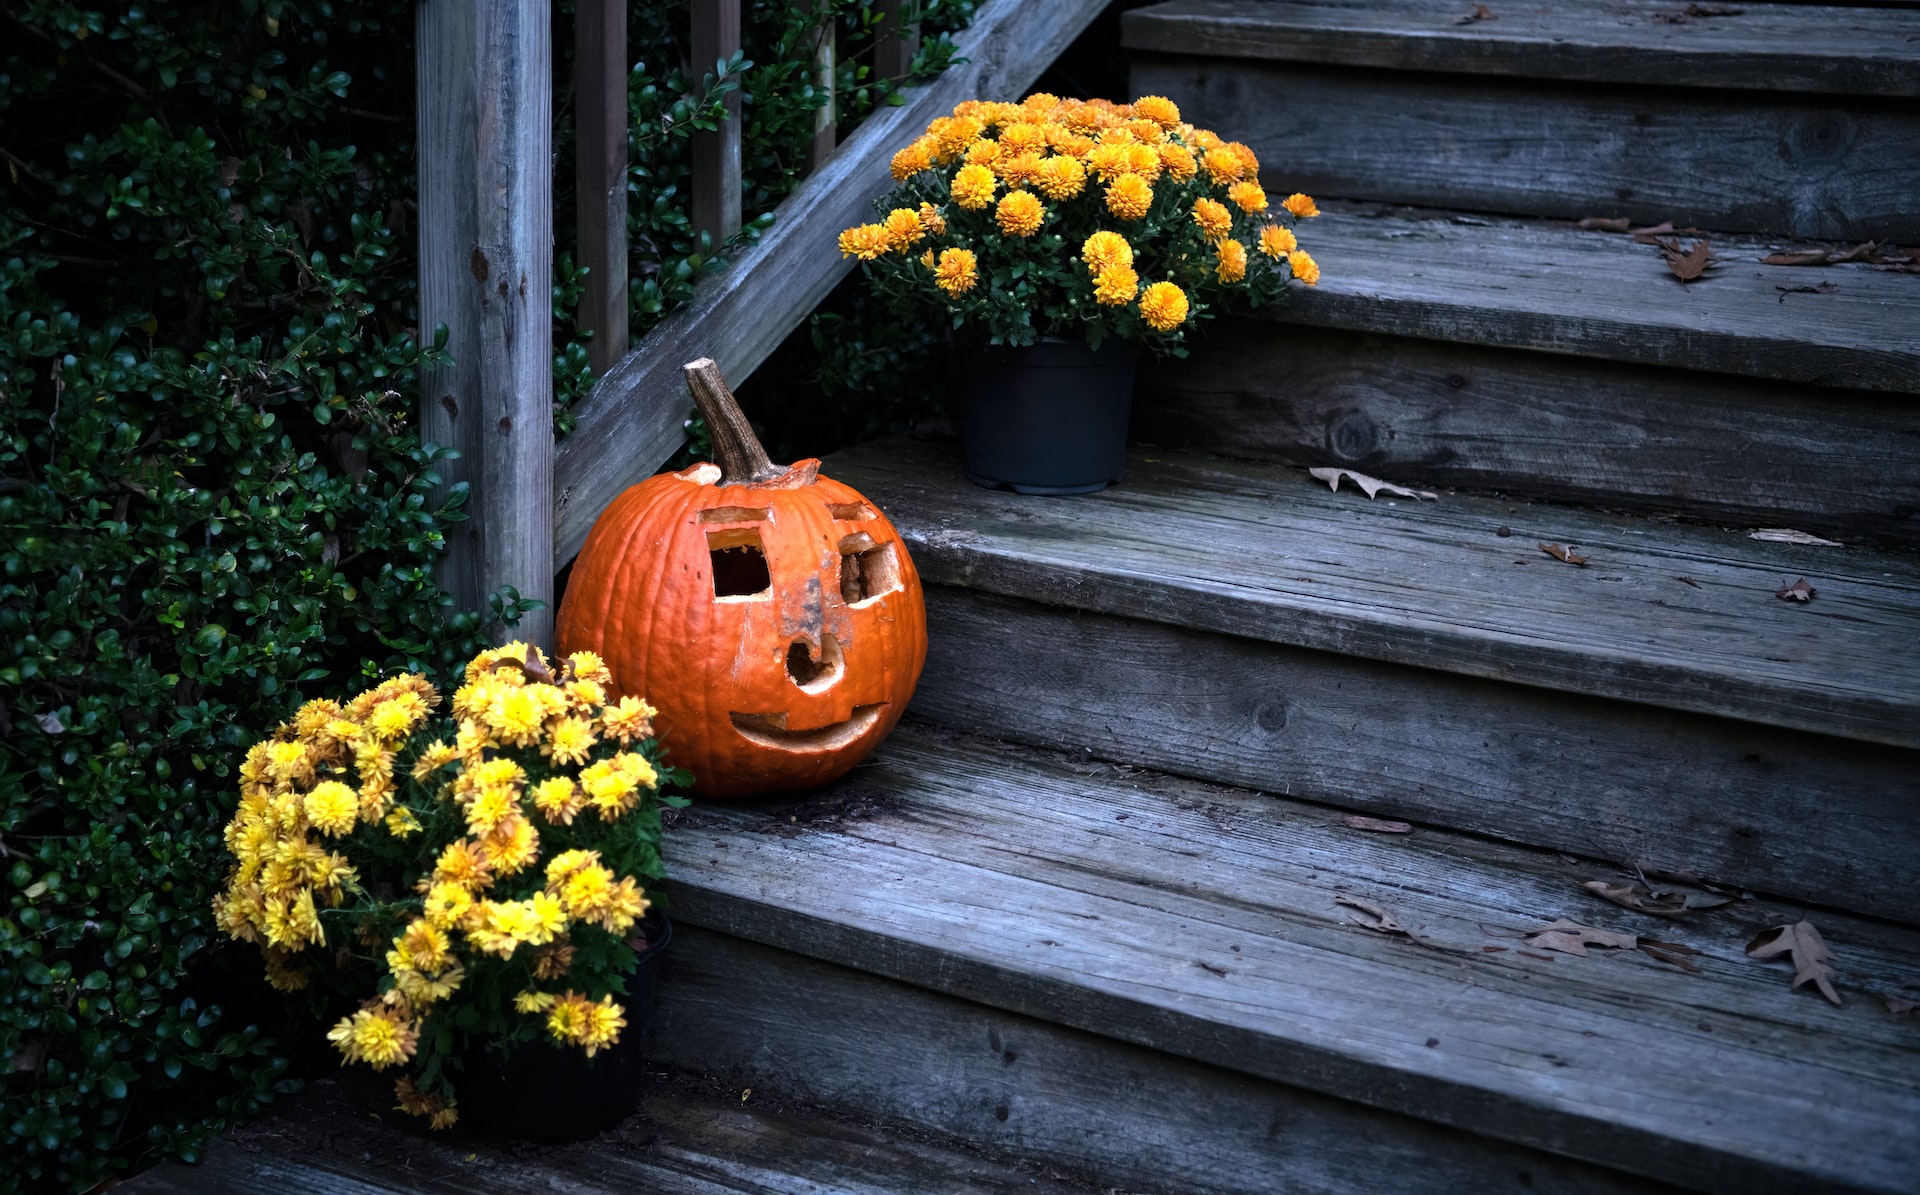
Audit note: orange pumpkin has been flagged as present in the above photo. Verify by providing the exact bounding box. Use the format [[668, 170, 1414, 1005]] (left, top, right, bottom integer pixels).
[[556, 359, 927, 797]]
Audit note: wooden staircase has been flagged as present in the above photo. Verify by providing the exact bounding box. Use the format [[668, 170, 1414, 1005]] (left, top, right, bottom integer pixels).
[[130, 4, 1920, 1193]]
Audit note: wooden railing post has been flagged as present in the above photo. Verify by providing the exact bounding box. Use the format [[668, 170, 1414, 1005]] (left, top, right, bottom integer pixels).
[[417, 0, 555, 648], [691, 0, 743, 247], [808, 19, 836, 172], [874, 0, 920, 81], [575, 0, 629, 377]]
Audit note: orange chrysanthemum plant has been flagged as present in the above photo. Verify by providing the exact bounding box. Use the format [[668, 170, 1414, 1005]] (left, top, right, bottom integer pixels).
[[211, 645, 688, 1130], [838, 93, 1320, 351]]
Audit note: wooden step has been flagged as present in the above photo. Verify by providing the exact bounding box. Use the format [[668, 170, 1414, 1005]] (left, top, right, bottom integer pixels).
[[1127, 12, 1920, 240], [120, 1066, 1093, 1194], [1122, 0, 1920, 96], [658, 726, 1920, 1195], [835, 439, 1920, 748]]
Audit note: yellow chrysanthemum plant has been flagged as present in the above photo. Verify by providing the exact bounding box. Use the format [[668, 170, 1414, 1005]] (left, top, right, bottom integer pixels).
[[211, 644, 689, 1131], [838, 93, 1320, 352]]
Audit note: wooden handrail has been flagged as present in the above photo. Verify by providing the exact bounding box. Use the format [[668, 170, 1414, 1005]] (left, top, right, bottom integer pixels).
[[552, 0, 1109, 569]]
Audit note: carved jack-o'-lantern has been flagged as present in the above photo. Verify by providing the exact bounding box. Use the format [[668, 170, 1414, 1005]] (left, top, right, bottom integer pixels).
[[555, 359, 927, 797]]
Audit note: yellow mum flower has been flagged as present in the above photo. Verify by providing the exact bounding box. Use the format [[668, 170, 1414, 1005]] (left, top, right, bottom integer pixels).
[[463, 786, 516, 836], [265, 740, 311, 787], [598, 877, 651, 934], [993, 151, 1044, 188], [1192, 197, 1233, 243], [950, 162, 997, 211], [1092, 265, 1140, 306], [409, 740, 459, 782], [531, 775, 584, 825], [543, 716, 597, 766], [995, 189, 1045, 237], [917, 202, 946, 236], [1227, 181, 1269, 214], [1032, 155, 1087, 201], [882, 207, 925, 251], [1105, 174, 1154, 221], [1081, 230, 1134, 274], [936, 114, 984, 160], [366, 692, 426, 741], [1132, 95, 1181, 128], [1228, 140, 1260, 175], [387, 919, 453, 974], [1045, 126, 1093, 158], [1216, 238, 1248, 283], [998, 122, 1047, 155], [836, 223, 890, 261], [1124, 143, 1164, 180], [600, 694, 655, 743], [890, 141, 931, 180], [1097, 125, 1138, 147], [934, 247, 978, 296], [1084, 143, 1128, 182], [431, 839, 492, 890], [328, 1005, 418, 1070], [422, 881, 473, 930], [563, 650, 611, 684], [484, 686, 544, 745], [1283, 192, 1321, 218], [1139, 281, 1191, 332], [963, 138, 1002, 168], [547, 992, 627, 1057], [514, 989, 557, 1014], [1126, 118, 1167, 144], [303, 781, 359, 837], [479, 814, 540, 876], [1203, 147, 1244, 184], [1188, 127, 1224, 152], [384, 805, 421, 839], [563, 677, 606, 712], [1258, 223, 1298, 258], [1288, 249, 1322, 286], [292, 698, 344, 740], [557, 862, 617, 920]]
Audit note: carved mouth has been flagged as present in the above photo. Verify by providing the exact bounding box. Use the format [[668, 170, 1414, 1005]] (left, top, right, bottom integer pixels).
[[729, 704, 887, 752]]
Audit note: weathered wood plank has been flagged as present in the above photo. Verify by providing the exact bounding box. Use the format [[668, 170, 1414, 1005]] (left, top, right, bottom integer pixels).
[[1134, 322, 1920, 544], [121, 1066, 1086, 1194], [691, 0, 743, 247], [656, 926, 1668, 1195], [575, 0, 629, 377], [829, 439, 1920, 747], [661, 726, 1920, 1195], [552, 0, 1110, 567], [1131, 57, 1920, 241], [1225, 204, 1920, 395], [912, 588, 1920, 922], [417, 0, 554, 646], [1123, 0, 1920, 97]]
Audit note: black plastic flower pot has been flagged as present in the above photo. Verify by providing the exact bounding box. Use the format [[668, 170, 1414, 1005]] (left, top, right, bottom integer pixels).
[[455, 914, 671, 1143], [959, 338, 1137, 495]]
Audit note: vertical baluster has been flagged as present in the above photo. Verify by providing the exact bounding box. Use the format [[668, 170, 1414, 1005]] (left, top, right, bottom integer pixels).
[[575, 0, 629, 376], [807, 17, 836, 173], [873, 0, 919, 81], [692, 0, 743, 247], [417, 0, 555, 647]]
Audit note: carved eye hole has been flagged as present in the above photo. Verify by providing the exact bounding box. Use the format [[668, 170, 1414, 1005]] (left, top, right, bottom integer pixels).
[[827, 501, 875, 521], [708, 527, 771, 599], [839, 532, 901, 604], [785, 633, 845, 693]]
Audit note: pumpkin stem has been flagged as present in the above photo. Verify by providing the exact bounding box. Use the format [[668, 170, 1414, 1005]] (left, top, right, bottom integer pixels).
[[684, 358, 784, 485]]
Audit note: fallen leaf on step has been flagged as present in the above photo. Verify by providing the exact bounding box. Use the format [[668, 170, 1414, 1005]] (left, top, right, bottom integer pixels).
[[1539, 542, 1590, 566], [1775, 282, 1839, 303], [1761, 241, 1913, 267], [1751, 527, 1843, 546], [1656, 3, 1745, 22], [1526, 919, 1639, 957], [1584, 878, 1731, 917], [1308, 467, 1438, 501], [1343, 815, 1413, 834], [1675, 575, 1701, 588], [1639, 939, 1702, 973], [1775, 577, 1816, 602], [1338, 896, 1408, 934], [1658, 236, 1715, 283], [1881, 994, 1915, 1015], [1746, 920, 1841, 1006], [1630, 220, 1678, 242], [1577, 216, 1631, 232], [1456, 3, 1496, 22]]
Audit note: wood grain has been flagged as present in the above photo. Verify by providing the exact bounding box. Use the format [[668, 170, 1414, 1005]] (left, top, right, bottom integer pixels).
[[656, 926, 1667, 1195], [830, 439, 1920, 747], [1131, 57, 1920, 241], [660, 726, 1920, 1195], [1123, 0, 1920, 96], [552, 0, 1110, 568], [574, 0, 629, 377], [1223, 204, 1920, 395], [911, 588, 1920, 922], [417, 0, 554, 646], [691, 0, 743, 246], [808, 22, 837, 173], [1134, 322, 1920, 543]]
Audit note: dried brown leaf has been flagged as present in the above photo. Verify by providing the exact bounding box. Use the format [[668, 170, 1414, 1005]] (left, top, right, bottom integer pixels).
[[1750, 528, 1842, 546], [1658, 236, 1715, 282], [1775, 282, 1839, 302], [1639, 939, 1702, 973], [1343, 815, 1413, 834], [1539, 542, 1590, 566], [1761, 249, 1837, 267], [1456, 3, 1496, 22], [1525, 918, 1638, 957], [1337, 896, 1407, 934], [1583, 878, 1730, 917], [1577, 216, 1631, 232], [1746, 920, 1841, 1005], [1308, 467, 1438, 502], [1775, 577, 1816, 602], [1762, 242, 1913, 267], [1675, 575, 1701, 588], [1883, 994, 1915, 1015]]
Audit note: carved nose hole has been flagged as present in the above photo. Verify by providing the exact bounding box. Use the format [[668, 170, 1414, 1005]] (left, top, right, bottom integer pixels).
[[839, 534, 902, 605], [786, 633, 845, 693], [708, 528, 771, 599]]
